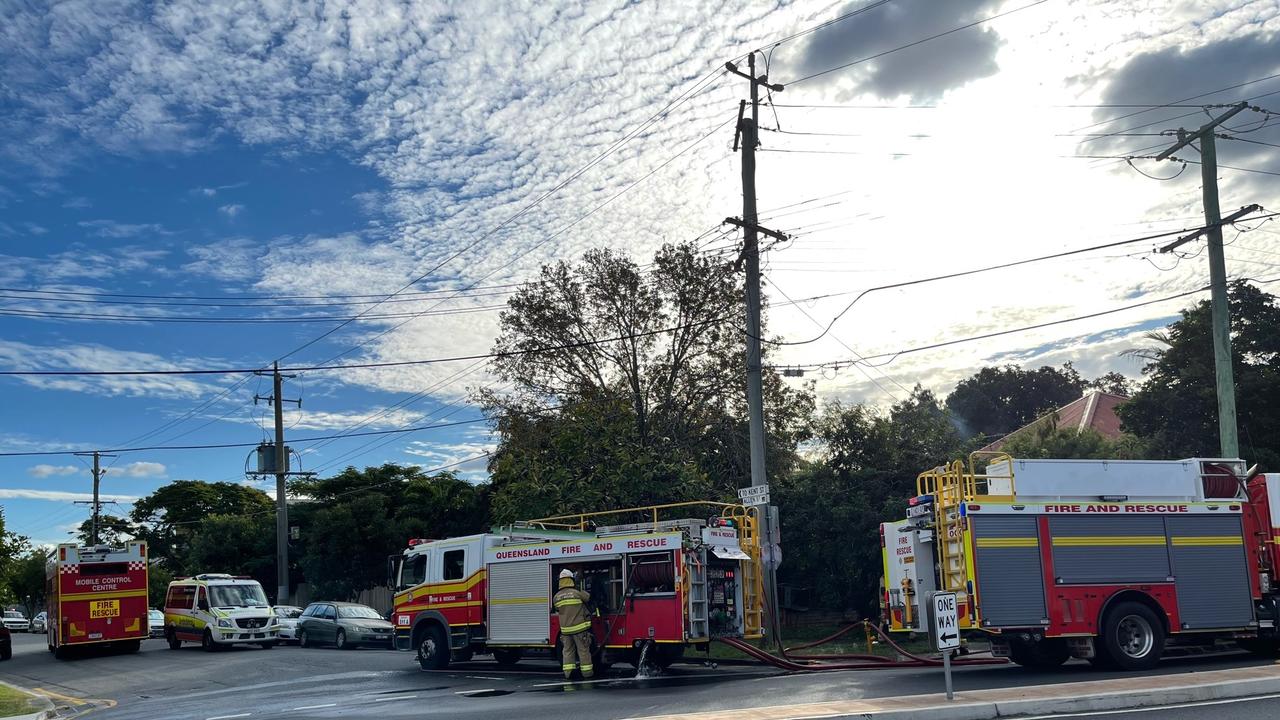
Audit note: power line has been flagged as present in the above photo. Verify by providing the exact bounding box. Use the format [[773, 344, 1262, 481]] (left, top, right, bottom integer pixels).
[[1069, 72, 1280, 136], [756, 216, 1272, 347], [0, 304, 506, 324]]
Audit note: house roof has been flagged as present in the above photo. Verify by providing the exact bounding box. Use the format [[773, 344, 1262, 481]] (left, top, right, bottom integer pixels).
[[979, 390, 1129, 452]]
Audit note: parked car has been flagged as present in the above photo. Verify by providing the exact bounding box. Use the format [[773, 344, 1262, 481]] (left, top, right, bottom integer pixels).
[[148, 609, 166, 638], [297, 602, 393, 650], [2, 611, 29, 633], [0, 626, 10, 660], [273, 605, 303, 644], [31, 611, 47, 634]]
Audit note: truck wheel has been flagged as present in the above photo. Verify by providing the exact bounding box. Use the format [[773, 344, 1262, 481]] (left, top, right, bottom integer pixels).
[[121, 640, 141, 654], [492, 648, 521, 666], [416, 625, 449, 670], [1011, 639, 1069, 669], [0, 645, 11, 661], [1100, 602, 1164, 670], [201, 629, 218, 653]]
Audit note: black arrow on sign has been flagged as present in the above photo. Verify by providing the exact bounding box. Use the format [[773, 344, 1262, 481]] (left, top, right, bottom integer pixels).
[[940, 632, 957, 643]]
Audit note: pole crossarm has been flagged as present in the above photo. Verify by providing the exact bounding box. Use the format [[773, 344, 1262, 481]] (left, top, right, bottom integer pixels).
[[723, 217, 790, 242], [1157, 203, 1263, 253], [1155, 102, 1248, 161]]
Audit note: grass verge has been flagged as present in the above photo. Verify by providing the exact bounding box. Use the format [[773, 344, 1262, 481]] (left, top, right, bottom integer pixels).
[[0, 684, 38, 718]]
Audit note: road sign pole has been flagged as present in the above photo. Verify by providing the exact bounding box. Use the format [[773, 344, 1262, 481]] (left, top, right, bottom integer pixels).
[[943, 649, 953, 700]]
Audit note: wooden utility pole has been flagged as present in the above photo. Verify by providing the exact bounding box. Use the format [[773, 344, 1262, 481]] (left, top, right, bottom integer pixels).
[[1156, 102, 1250, 458], [74, 450, 115, 545], [255, 361, 300, 606], [726, 51, 785, 648]]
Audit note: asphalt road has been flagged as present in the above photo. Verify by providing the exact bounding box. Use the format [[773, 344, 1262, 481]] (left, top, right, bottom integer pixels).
[[0, 632, 1275, 720], [1018, 693, 1280, 719]]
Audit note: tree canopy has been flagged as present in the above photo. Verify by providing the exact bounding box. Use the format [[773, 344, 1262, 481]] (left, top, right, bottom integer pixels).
[[1118, 282, 1280, 466], [945, 363, 1088, 440]]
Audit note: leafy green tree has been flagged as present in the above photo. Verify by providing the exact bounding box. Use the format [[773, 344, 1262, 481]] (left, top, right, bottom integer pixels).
[[8, 552, 46, 618], [482, 242, 813, 518], [1119, 282, 1280, 466], [291, 465, 489, 600], [183, 514, 277, 594], [945, 364, 1087, 440], [0, 510, 28, 606], [129, 480, 274, 574], [778, 389, 968, 615], [74, 515, 136, 546], [148, 564, 173, 609], [1089, 371, 1134, 396]]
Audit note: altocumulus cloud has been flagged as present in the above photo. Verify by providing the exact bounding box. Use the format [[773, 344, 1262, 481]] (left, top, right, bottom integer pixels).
[[28, 464, 81, 478]]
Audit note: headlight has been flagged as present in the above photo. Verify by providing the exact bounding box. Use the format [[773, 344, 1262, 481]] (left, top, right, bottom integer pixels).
[[217, 619, 233, 628]]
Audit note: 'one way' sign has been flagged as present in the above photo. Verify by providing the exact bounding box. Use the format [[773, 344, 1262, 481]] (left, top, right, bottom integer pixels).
[[929, 591, 960, 651]]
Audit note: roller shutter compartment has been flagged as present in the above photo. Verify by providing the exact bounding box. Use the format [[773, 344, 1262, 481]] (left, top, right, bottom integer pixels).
[[486, 560, 550, 644], [1165, 515, 1253, 630], [971, 515, 1047, 628], [1048, 515, 1171, 584]]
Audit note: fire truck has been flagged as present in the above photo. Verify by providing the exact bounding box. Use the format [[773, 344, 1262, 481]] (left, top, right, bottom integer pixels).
[[388, 502, 764, 670], [882, 455, 1280, 670], [46, 541, 150, 658]]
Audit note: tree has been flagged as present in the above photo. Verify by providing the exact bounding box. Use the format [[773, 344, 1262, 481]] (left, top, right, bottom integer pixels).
[[945, 364, 1087, 440], [8, 552, 46, 618], [74, 515, 135, 546], [1089, 371, 1134, 396], [129, 481, 274, 574], [778, 389, 969, 615], [291, 465, 490, 600], [0, 509, 28, 607], [183, 515, 276, 594], [1118, 282, 1280, 466], [482, 242, 813, 518]]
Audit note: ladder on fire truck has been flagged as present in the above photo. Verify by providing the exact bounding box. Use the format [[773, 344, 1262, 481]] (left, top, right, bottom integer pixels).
[[918, 460, 968, 593]]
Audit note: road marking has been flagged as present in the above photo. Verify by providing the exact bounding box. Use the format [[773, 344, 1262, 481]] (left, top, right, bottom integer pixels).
[[455, 689, 496, 696], [466, 675, 504, 680], [292, 704, 337, 711], [374, 695, 417, 702], [207, 714, 252, 720], [1015, 691, 1280, 719]]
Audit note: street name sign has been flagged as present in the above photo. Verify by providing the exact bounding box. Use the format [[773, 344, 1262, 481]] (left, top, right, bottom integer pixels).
[[737, 485, 770, 506]]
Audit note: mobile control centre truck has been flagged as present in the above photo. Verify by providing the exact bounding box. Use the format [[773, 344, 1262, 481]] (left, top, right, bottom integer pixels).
[[882, 455, 1280, 670], [388, 502, 764, 670], [46, 541, 149, 658]]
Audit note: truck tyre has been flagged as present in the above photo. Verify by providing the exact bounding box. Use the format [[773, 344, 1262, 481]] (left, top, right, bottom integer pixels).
[[416, 624, 449, 670], [1010, 639, 1069, 669], [166, 628, 182, 650], [492, 648, 521, 666], [201, 629, 218, 653], [0, 645, 11, 661], [1100, 601, 1164, 670], [121, 639, 141, 654]]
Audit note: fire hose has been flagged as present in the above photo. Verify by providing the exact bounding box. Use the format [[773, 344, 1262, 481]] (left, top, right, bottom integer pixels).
[[714, 618, 1008, 672]]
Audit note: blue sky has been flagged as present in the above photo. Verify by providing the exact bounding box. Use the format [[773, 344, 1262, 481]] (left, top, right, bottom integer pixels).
[[1, 0, 1278, 546]]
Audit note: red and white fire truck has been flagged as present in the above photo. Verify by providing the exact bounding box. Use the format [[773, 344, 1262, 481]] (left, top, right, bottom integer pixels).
[[388, 502, 763, 670], [46, 541, 150, 658], [882, 455, 1280, 670]]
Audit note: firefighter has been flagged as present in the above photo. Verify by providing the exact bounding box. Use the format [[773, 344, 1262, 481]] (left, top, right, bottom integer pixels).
[[554, 569, 594, 679]]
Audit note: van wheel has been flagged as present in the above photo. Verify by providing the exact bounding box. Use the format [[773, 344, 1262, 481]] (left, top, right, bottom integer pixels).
[[1100, 601, 1164, 670], [416, 625, 449, 670], [166, 629, 182, 650], [201, 629, 218, 652], [492, 648, 521, 666], [259, 641, 276, 649]]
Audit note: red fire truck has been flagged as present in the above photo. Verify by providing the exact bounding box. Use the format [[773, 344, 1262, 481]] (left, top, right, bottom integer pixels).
[[882, 455, 1280, 670], [388, 502, 763, 671], [46, 541, 150, 658]]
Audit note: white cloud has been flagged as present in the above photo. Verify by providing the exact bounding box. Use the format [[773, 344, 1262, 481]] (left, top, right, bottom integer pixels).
[[28, 464, 81, 478], [218, 203, 244, 218], [0, 489, 137, 503], [0, 340, 215, 399], [78, 219, 169, 238], [117, 461, 167, 478], [62, 196, 92, 209]]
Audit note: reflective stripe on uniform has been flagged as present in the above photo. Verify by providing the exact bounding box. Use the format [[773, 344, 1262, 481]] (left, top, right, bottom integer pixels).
[[562, 664, 575, 670], [554, 598, 583, 608], [580, 664, 594, 672], [561, 620, 592, 634]]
